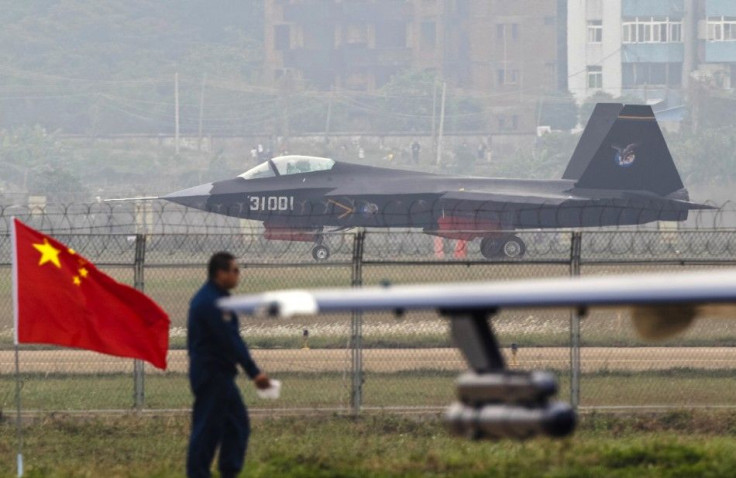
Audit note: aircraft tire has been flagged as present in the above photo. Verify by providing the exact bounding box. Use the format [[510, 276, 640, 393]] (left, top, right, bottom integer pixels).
[[502, 236, 526, 258], [312, 245, 330, 261], [480, 237, 503, 259]]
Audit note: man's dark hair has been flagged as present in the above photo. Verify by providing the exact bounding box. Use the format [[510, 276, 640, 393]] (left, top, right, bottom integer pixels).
[[208, 251, 237, 280]]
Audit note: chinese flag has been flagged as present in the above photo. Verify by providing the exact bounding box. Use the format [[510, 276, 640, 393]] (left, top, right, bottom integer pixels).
[[12, 218, 170, 369]]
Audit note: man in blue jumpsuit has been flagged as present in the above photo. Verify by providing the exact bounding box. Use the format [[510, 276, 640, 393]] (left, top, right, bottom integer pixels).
[[187, 251, 271, 478]]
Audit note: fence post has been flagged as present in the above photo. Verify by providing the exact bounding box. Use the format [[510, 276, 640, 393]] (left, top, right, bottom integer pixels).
[[569, 231, 582, 410], [133, 233, 146, 410], [350, 230, 365, 415]]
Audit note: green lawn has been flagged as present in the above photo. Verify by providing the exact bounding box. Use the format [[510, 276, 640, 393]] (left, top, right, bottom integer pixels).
[[2, 369, 736, 412], [2, 411, 736, 477]]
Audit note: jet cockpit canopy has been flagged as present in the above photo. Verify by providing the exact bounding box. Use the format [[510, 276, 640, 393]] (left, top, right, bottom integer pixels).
[[239, 155, 335, 180]]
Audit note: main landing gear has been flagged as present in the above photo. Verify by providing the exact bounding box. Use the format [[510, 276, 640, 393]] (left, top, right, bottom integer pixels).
[[480, 234, 526, 259]]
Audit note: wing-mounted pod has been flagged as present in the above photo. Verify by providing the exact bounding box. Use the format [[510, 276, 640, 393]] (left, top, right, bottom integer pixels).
[[442, 310, 576, 440]]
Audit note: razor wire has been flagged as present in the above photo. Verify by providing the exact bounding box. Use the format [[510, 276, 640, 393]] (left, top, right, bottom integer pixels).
[[0, 198, 730, 234], [0, 200, 733, 262]]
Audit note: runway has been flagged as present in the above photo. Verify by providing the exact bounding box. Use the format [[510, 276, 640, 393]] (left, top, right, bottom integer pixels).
[[1, 347, 735, 374]]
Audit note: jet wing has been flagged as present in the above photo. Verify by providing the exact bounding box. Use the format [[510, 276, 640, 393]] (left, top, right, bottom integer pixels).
[[104, 196, 159, 202], [219, 268, 736, 341]]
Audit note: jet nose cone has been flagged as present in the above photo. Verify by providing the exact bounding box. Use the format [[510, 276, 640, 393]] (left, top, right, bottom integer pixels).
[[161, 182, 214, 209]]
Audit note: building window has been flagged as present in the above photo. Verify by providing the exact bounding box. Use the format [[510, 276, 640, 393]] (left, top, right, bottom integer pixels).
[[497, 68, 519, 86], [345, 24, 368, 45], [708, 17, 736, 41], [421, 21, 436, 50], [587, 20, 602, 43], [622, 17, 683, 43], [670, 22, 682, 42], [274, 25, 290, 51], [496, 24, 519, 41], [587, 66, 602, 89]]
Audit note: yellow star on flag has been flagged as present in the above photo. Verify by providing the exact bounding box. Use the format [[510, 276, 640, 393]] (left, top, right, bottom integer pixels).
[[73, 276, 81, 286], [79, 267, 88, 278], [33, 239, 62, 268]]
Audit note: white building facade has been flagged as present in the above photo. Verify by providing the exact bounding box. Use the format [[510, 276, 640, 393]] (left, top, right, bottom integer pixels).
[[568, 0, 698, 105]]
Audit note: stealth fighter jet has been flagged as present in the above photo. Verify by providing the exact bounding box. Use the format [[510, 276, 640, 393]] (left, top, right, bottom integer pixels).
[[161, 104, 710, 260]]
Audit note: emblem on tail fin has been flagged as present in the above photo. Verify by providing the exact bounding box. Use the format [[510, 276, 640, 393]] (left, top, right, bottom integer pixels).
[[612, 142, 639, 167]]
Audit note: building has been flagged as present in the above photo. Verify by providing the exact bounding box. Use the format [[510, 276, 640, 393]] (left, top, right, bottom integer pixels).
[[698, 0, 736, 88], [263, 0, 567, 134], [568, 0, 736, 105]]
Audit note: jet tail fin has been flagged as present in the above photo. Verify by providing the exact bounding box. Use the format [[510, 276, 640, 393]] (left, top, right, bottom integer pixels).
[[565, 104, 685, 196], [563, 103, 622, 180]]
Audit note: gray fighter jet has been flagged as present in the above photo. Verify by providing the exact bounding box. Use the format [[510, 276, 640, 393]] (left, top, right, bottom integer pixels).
[[161, 104, 711, 261]]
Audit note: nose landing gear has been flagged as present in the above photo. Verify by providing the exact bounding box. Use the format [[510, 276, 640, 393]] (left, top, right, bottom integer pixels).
[[311, 244, 330, 261], [310, 233, 330, 261]]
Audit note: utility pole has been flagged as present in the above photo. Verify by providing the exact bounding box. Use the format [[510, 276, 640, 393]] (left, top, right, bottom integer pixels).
[[174, 72, 180, 155], [325, 88, 333, 138], [431, 78, 438, 157], [435, 81, 446, 166], [198, 73, 207, 151]]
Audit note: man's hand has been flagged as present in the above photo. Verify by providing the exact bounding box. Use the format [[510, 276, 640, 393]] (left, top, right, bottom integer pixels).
[[253, 373, 271, 390]]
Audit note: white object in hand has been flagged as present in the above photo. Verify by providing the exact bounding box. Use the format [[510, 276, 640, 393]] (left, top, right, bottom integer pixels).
[[256, 379, 281, 400]]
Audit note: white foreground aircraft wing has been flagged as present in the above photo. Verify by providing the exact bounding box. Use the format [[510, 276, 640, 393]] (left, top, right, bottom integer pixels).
[[218, 268, 736, 440], [219, 268, 736, 341]]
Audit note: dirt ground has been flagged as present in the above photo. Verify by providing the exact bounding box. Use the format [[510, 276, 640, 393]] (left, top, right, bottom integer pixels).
[[1, 347, 735, 374]]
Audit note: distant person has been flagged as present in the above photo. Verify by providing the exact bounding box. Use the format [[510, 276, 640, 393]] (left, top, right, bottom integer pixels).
[[256, 144, 268, 161], [411, 140, 421, 163], [186, 251, 271, 478], [477, 142, 487, 162]]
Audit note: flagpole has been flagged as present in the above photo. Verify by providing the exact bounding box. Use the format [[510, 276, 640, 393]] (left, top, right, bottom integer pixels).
[[14, 344, 23, 477], [11, 217, 23, 477]]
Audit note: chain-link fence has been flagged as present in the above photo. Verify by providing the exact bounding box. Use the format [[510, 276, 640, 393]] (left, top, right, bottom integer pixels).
[[1, 226, 736, 415]]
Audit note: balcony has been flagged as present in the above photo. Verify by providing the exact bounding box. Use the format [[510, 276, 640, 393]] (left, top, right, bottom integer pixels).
[[705, 41, 736, 63], [622, 43, 684, 63]]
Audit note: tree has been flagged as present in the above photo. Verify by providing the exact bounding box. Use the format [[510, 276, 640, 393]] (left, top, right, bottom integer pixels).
[[537, 91, 577, 131]]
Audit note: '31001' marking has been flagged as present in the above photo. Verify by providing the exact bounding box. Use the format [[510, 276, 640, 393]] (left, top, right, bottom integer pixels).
[[249, 196, 294, 211]]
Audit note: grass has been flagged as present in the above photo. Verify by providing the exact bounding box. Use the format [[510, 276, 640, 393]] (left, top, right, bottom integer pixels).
[[2, 369, 736, 412], [2, 411, 736, 476]]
